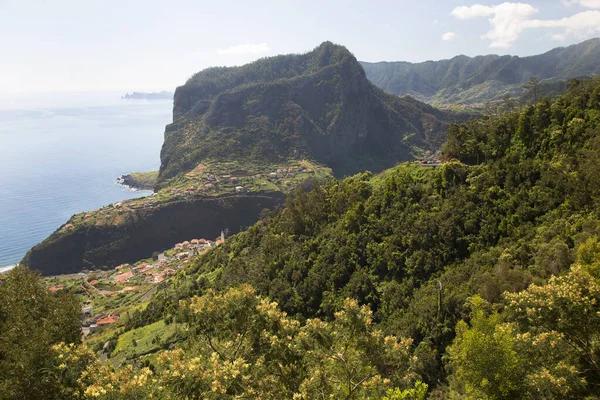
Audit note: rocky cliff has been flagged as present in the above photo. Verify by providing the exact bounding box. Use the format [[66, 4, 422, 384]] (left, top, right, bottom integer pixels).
[[158, 42, 461, 186], [21, 192, 284, 275]]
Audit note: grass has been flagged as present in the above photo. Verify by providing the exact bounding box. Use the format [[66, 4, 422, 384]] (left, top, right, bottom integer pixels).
[[125, 171, 159, 189], [57, 159, 334, 235], [111, 320, 182, 361]]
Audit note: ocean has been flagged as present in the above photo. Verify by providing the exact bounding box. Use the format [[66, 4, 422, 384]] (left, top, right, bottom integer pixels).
[[0, 92, 173, 269]]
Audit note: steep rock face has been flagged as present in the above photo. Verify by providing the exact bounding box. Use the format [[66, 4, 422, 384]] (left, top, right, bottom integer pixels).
[[158, 42, 457, 185], [21, 193, 284, 276], [361, 38, 600, 105]]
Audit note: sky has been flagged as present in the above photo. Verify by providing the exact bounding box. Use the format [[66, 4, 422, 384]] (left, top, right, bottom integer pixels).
[[1, 0, 600, 94]]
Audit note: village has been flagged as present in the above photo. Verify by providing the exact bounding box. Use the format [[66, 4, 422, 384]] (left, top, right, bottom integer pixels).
[[58, 160, 333, 234], [46, 231, 227, 338]]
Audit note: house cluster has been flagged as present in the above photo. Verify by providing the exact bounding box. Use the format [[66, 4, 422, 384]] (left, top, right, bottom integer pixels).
[[417, 152, 442, 167], [173, 235, 223, 258], [61, 231, 229, 339], [86, 234, 224, 290], [166, 164, 316, 198], [105, 262, 176, 286], [268, 167, 313, 180], [82, 313, 121, 336], [49, 283, 65, 292], [113, 197, 159, 211]]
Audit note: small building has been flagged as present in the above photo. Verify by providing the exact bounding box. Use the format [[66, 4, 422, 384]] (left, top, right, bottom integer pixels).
[[82, 324, 98, 337], [96, 315, 119, 326], [113, 271, 133, 283], [140, 265, 153, 274]]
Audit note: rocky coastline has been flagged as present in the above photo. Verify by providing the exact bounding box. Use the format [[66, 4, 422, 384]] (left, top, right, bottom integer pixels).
[[116, 172, 158, 191]]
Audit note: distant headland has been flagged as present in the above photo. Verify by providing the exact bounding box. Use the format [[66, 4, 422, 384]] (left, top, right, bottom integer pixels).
[[121, 91, 173, 100]]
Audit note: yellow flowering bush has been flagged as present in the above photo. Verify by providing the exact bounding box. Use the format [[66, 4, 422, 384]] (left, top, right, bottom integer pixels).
[[44, 286, 421, 399]]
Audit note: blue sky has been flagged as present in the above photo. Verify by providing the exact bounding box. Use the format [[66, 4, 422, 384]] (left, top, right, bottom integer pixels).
[[1, 0, 599, 93]]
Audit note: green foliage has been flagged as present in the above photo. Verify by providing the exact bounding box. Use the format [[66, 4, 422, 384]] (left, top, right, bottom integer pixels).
[[45, 286, 420, 399], [140, 76, 600, 394], [8, 51, 600, 399], [446, 239, 600, 398], [361, 38, 600, 106], [0, 266, 81, 400], [120, 171, 158, 190], [446, 296, 525, 399], [383, 381, 428, 400], [159, 41, 465, 184]]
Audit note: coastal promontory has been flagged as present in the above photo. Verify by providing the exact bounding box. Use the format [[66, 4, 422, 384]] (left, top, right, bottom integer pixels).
[[21, 42, 466, 275]]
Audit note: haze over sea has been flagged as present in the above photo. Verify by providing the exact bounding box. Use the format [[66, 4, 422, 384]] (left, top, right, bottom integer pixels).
[[0, 92, 172, 270]]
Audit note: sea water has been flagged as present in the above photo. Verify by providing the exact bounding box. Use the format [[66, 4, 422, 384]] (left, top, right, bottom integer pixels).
[[0, 92, 173, 269]]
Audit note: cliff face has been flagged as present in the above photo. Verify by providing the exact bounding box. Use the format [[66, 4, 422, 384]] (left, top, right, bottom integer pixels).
[[158, 42, 458, 185], [21, 193, 284, 276]]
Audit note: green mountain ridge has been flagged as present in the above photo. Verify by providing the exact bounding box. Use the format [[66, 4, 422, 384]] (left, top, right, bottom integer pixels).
[[158, 41, 465, 185], [361, 37, 600, 105]]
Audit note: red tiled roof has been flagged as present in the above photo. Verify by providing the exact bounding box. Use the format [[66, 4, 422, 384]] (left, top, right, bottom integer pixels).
[[96, 315, 119, 325], [114, 271, 133, 281]]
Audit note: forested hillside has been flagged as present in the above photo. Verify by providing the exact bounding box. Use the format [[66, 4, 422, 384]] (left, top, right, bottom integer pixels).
[[143, 76, 600, 397], [159, 42, 464, 185], [361, 38, 600, 106], [3, 77, 600, 398]]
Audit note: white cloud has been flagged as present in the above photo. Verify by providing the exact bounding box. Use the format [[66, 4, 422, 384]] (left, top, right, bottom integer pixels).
[[433, 19, 439, 24], [527, 10, 600, 37], [451, 4, 497, 19], [217, 43, 270, 56], [451, 2, 600, 48], [562, 0, 600, 8], [451, 2, 538, 48], [442, 32, 457, 41]]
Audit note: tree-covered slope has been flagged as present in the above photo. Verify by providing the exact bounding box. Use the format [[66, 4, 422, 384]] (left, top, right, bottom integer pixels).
[[158, 42, 463, 185], [6, 76, 600, 400], [361, 38, 600, 105], [139, 77, 600, 395]]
